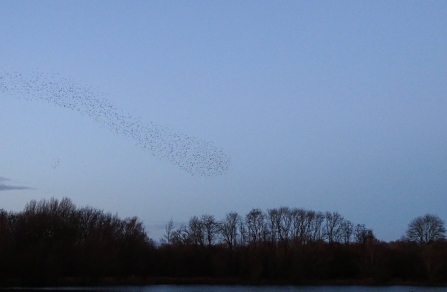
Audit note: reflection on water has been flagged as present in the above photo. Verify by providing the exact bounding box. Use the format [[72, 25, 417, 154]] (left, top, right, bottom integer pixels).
[[4, 286, 447, 292]]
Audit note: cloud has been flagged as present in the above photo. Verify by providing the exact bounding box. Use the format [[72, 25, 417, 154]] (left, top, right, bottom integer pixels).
[[0, 177, 33, 191], [0, 184, 33, 191]]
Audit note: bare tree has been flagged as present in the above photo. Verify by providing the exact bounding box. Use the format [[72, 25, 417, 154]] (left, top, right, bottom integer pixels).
[[122, 216, 148, 244], [220, 212, 241, 249], [267, 208, 280, 245], [245, 208, 266, 245], [309, 211, 325, 242], [238, 215, 247, 246], [278, 206, 292, 244], [290, 208, 306, 244], [170, 225, 189, 245], [354, 224, 375, 245], [324, 211, 344, 243], [187, 216, 205, 247], [340, 220, 354, 244], [405, 214, 446, 244], [162, 218, 175, 244], [201, 214, 218, 248]]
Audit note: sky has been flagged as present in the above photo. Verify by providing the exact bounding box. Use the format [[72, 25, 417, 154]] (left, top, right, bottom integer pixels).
[[1, 1, 446, 242]]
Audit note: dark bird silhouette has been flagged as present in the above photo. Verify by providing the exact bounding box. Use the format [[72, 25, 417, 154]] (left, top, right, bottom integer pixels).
[[0, 70, 230, 176]]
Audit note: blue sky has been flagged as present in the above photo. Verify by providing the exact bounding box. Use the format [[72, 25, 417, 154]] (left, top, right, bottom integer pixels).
[[1, 1, 446, 241]]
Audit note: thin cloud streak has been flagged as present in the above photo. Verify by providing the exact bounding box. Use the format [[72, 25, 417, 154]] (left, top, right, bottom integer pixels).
[[0, 184, 33, 191], [0, 177, 33, 191]]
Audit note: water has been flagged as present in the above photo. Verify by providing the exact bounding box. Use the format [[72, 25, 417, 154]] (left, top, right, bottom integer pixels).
[[5, 286, 447, 292]]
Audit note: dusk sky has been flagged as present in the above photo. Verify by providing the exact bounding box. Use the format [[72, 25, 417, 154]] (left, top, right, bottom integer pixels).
[[1, 1, 446, 241]]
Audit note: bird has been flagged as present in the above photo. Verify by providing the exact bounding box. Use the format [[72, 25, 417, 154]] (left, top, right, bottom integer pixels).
[[0, 70, 230, 176]]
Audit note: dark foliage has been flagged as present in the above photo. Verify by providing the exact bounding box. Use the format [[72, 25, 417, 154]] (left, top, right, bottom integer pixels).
[[0, 198, 446, 286]]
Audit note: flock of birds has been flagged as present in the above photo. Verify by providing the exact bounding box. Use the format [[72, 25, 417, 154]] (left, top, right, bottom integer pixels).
[[0, 71, 230, 177]]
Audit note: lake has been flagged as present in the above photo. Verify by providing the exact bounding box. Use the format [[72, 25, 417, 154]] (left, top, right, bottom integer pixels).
[[5, 286, 447, 292]]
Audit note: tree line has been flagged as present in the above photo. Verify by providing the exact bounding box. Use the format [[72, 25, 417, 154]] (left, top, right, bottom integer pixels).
[[163, 207, 375, 248], [0, 197, 446, 286]]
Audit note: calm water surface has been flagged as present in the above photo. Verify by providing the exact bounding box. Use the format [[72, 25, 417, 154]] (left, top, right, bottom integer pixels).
[[7, 286, 447, 292]]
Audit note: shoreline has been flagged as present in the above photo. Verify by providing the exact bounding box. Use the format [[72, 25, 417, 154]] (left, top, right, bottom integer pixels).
[[1, 277, 446, 288]]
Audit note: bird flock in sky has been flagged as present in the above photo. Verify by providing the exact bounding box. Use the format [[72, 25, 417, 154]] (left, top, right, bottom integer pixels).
[[0, 71, 230, 176]]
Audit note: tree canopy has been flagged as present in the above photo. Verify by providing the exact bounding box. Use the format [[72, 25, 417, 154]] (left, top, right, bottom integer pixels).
[[1, 198, 447, 286], [405, 214, 446, 243]]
